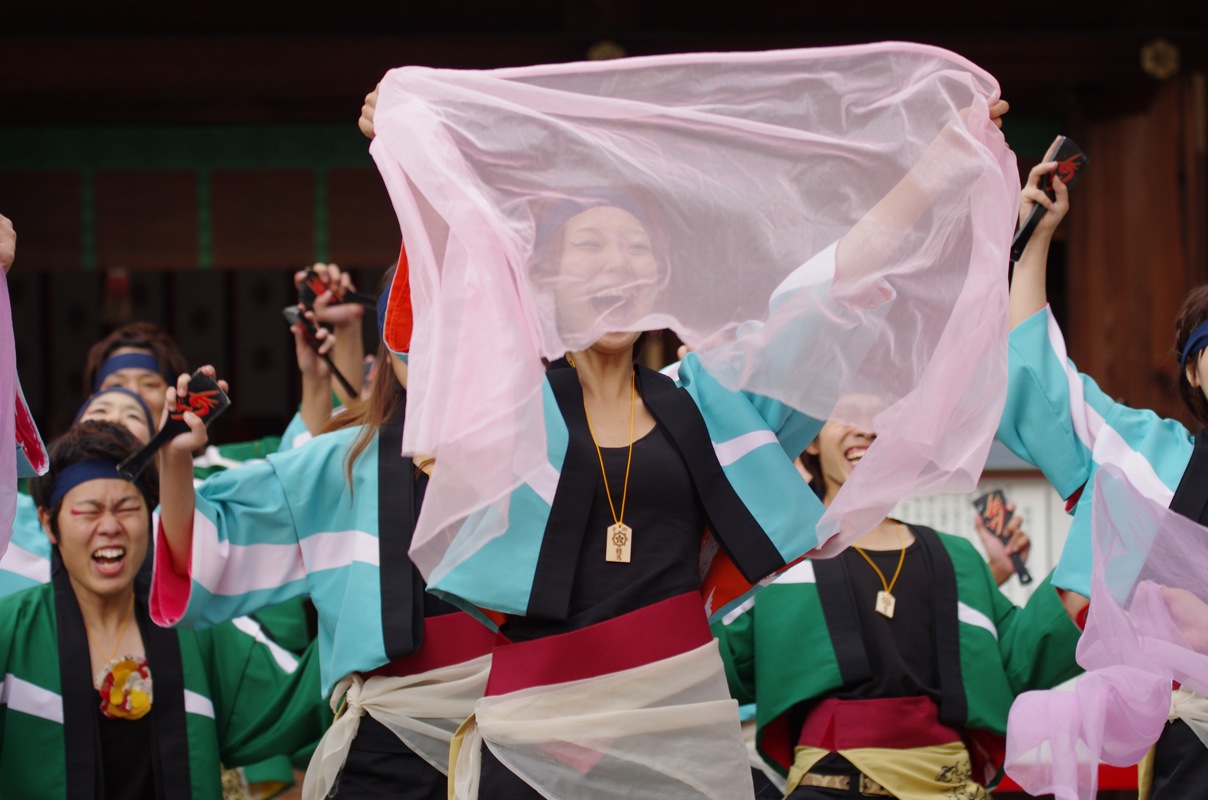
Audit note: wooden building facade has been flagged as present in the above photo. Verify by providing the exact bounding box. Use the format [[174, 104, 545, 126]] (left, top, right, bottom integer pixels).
[[3, 0, 1206, 440]]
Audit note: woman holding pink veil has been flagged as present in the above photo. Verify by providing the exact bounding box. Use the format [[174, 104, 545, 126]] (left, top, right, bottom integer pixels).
[[365, 43, 1018, 799]]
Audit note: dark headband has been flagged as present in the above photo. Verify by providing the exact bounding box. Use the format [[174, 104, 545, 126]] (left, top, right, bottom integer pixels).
[[534, 189, 655, 251], [1182, 320, 1208, 366], [94, 352, 164, 390], [377, 289, 389, 341], [74, 387, 155, 432], [48, 460, 140, 507]]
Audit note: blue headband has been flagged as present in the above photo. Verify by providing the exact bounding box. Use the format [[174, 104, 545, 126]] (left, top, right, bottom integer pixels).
[[1182, 320, 1208, 366], [48, 460, 137, 507], [534, 189, 655, 251], [377, 289, 389, 340], [74, 387, 155, 431], [95, 352, 164, 390]]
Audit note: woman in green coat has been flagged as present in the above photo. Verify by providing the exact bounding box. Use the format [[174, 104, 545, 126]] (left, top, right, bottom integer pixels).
[[0, 420, 327, 799], [714, 420, 1088, 800]]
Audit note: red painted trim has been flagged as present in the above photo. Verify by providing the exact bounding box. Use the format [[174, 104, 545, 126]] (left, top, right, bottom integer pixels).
[[383, 243, 413, 354], [485, 592, 711, 695]]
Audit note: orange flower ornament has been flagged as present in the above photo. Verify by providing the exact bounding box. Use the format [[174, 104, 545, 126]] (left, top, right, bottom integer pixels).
[[97, 656, 153, 720]]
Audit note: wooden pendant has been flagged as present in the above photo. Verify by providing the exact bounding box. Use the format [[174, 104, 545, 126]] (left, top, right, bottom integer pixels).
[[606, 523, 633, 563], [876, 590, 896, 619]]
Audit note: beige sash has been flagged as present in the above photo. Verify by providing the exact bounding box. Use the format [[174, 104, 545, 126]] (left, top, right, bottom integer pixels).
[[1169, 686, 1208, 747], [303, 655, 491, 800], [451, 641, 752, 800]]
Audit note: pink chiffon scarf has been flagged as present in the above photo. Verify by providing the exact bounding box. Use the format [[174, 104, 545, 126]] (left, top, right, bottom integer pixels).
[[1005, 464, 1208, 800], [368, 42, 1019, 582]]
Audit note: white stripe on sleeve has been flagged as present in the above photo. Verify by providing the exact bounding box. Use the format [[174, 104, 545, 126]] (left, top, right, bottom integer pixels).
[[0, 673, 63, 723], [232, 616, 300, 674]]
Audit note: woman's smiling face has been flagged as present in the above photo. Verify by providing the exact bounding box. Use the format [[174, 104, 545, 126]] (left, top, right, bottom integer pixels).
[[79, 393, 153, 444], [806, 420, 876, 504], [553, 205, 660, 345]]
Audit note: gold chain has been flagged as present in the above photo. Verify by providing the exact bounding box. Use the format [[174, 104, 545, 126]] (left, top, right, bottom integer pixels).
[[83, 595, 135, 665], [852, 525, 907, 595], [580, 369, 636, 529]]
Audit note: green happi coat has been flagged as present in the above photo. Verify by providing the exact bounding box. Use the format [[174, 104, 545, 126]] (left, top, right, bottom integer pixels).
[[713, 527, 1083, 786], [0, 578, 328, 800], [0, 422, 317, 794]]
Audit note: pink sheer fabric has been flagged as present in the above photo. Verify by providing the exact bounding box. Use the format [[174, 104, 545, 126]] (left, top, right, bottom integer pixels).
[[0, 269, 44, 554], [369, 43, 1019, 579], [1005, 465, 1208, 799], [0, 272, 18, 554]]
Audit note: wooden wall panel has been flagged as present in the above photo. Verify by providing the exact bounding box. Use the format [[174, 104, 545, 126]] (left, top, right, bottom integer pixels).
[[125, 270, 168, 327], [1067, 74, 1207, 426], [9, 272, 45, 417], [171, 271, 229, 379], [211, 170, 313, 269], [95, 170, 197, 269], [327, 168, 399, 269], [45, 272, 105, 435], [0, 171, 82, 272], [230, 271, 297, 419]]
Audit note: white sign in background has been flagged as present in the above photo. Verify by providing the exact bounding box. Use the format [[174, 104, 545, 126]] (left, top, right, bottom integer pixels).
[[890, 474, 1072, 607]]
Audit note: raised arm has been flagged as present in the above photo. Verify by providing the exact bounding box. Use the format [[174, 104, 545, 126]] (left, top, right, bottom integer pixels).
[[1010, 141, 1070, 328], [0, 213, 15, 273], [157, 368, 222, 577], [835, 100, 1009, 287], [300, 263, 365, 406], [288, 306, 337, 436]]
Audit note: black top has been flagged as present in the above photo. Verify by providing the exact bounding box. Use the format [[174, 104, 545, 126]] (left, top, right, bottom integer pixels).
[[1170, 428, 1208, 525], [828, 540, 940, 703], [806, 527, 966, 775], [53, 550, 193, 800], [98, 706, 156, 800], [503, 424, 704, 641]]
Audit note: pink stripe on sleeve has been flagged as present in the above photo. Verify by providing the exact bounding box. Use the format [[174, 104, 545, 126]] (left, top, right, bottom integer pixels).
[[149, 518, 193, 625]]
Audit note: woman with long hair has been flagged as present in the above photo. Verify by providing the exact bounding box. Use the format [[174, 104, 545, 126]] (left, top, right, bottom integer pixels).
[[151, 269, 495, 800], [360, 46, 1019, 799]]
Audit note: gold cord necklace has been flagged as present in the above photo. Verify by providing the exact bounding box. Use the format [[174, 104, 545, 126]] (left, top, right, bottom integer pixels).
[[852, 524, 907, 619], [83, 595, 136, 676], [571, 353, 637, 563]]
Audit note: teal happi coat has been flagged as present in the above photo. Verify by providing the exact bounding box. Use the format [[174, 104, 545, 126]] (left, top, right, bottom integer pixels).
[[426, 354, 826, 626], [713, 528, 1082, 785], [997, 306, 1191, 595], [151, 410, 440, 700]]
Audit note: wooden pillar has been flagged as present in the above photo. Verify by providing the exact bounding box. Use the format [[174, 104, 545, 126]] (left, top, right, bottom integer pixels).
[[1065, 72, 1208, 426]]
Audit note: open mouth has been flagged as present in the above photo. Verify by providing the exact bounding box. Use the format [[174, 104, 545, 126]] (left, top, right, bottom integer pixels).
[[92, 546, 127, 575], [845, 446, 868, 465], [589, 289, 634, 318]]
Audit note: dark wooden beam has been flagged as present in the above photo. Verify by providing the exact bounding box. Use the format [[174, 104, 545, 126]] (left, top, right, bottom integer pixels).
[[5, 30, 1204, 125]]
